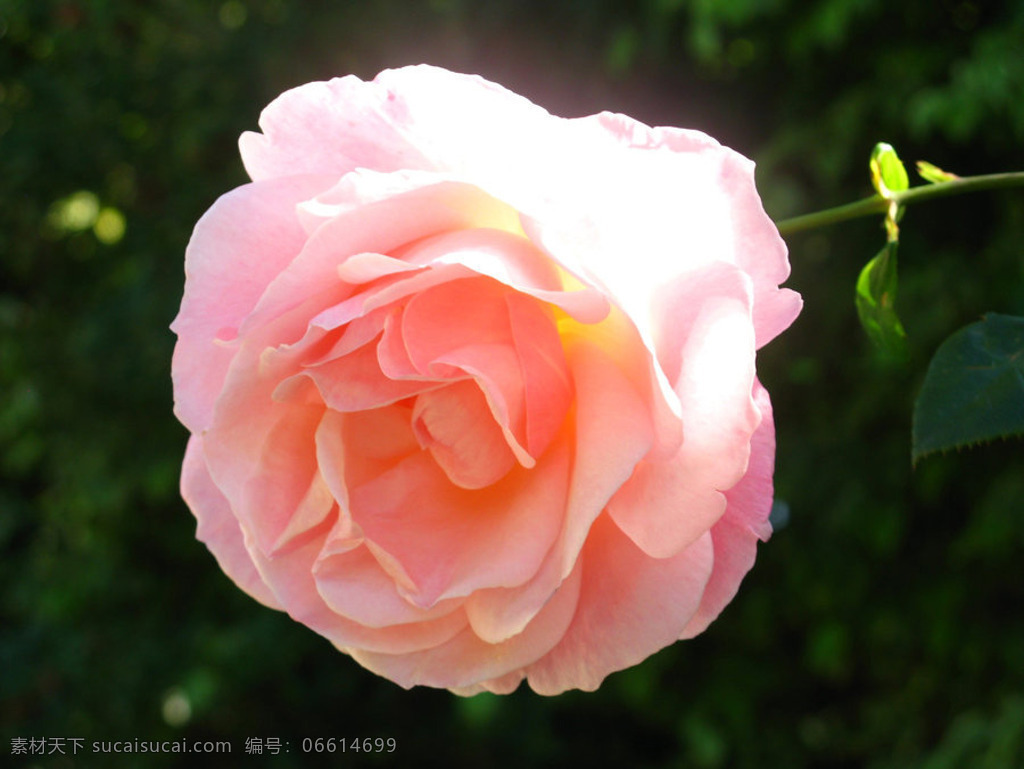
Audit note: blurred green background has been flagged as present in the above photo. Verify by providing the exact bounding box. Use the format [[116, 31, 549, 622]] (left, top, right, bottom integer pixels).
[[2, 1, 1023, 767]]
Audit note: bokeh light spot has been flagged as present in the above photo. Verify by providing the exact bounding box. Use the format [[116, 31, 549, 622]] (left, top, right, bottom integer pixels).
[[219, 1, 248, 30], [94, 208, 126, 245], [48, 191, 99, 233], [161, 687, 192, 727]]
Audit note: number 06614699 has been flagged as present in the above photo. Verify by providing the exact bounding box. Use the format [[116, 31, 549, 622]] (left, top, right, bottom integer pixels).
[[301, 737, 397, 753]]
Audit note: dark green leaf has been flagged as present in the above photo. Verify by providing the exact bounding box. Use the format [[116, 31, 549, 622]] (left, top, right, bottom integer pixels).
[[855, 241, 907, 360], [913, 313, 1024, 462]]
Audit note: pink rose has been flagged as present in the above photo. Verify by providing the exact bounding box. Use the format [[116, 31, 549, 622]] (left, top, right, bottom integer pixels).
[[171, 64, 801, 695]]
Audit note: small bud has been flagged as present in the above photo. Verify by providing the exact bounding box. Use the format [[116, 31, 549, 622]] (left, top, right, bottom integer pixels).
[[916, 160, 960, 184], [870, 143, 909, 197]]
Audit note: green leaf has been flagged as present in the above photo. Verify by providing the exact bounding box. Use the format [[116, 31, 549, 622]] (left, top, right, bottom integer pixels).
[[855, 241, 907, 360], [913, 313, 1024, 462], [870, 142, 909, 196], [916, 159, 960, 185]]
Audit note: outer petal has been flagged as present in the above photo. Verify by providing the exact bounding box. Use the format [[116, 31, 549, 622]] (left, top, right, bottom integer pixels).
[[239, 66, 561, 184], [237, 67, 798, 353], [349, 555, 583, 691], [516, 111, 800, 401], [246, 525, 472, 655], [706, 144, 803, 349], [239, 76, 434, 182], [524, 513, 715, 695], [681, 380, 776, 639], [170, 174, 331, 432], [201, 314, 336, 559], [181, 435, 282, 610], [607, 262, 760, 559], [517, 113, 748, 341]]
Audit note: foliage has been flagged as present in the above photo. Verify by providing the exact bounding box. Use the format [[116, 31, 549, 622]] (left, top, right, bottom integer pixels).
[[2, 1, 1023, 767], [855, 240, 907, 361], [847, 142, 1024, 449], [913, 314, 1024, 462]]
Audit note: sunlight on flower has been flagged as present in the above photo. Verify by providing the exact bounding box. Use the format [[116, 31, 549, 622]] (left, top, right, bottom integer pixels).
[[172, 65, 801, 695]]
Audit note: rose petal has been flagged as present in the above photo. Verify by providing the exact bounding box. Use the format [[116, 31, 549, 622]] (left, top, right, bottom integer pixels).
[[349, 441, 571, 607], [525, 513, 714, 695], [552, 329, 658, 574], [314, 542, 465, 629], [463, 538, 568, 644], [227, 400, 334, 557], [246, 526, 472, 655], [239, 76, 435, 182], [239, 66, 560, 186], [181, 435, 282, 610], [412, 380, 518, 489], [349, 555, 583, 691], [463, 332, 658, 645], [607, 263, 760, 559], [398, 277, 535, 461], [314, 407, 420, 513], [517, 115, 744, 339], [171, 174, 331, 432], [292, 336, 445, 412], [241, 178, 522, 337], [681, 380, 776, 638], [449, 671, 527, 696], [399, 277, 515, 366], [515, 111, 799, 410], [506, 291, 573, 460], [394, 227, 611, 324], [705, 148, 803, 349], [202, 323, 335, 558]]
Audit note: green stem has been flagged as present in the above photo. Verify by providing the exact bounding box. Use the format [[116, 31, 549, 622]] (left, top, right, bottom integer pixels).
[[775, 171, 1024, 237]]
